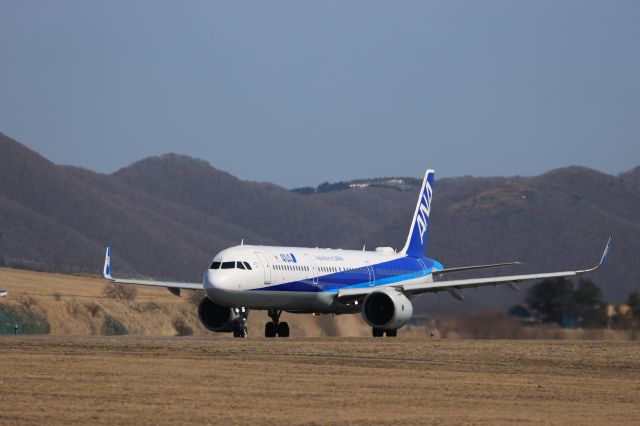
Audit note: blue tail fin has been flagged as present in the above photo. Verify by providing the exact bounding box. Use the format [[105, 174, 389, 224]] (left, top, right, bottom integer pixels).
[[401, 170, 435, 258], [103, 244, 112, 279]]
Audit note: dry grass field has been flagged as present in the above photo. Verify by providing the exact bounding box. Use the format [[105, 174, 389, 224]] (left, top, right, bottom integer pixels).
[[0, 337, 638, 425]]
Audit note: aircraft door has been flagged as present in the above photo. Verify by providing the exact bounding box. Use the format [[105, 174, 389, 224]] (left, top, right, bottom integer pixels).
[[305, 254, 318, 285], [255, 252, 272, 285], [365, 261, 375, 287]]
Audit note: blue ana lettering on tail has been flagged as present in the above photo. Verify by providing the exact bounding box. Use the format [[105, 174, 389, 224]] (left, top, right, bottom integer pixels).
[[416, 180, 433, 243], [402, 169, 435, 258]]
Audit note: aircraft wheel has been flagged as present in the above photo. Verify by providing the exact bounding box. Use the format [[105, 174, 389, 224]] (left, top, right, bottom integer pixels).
[[265, 322, 277, 338], [385, 329, 397, 337], [234, 325, 248, 338], [372, 328, 384, 337], [277, 322, 290, 337]]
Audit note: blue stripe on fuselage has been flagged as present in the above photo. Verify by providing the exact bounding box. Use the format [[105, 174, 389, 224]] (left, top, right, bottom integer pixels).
[[253, 256, 443, 293]]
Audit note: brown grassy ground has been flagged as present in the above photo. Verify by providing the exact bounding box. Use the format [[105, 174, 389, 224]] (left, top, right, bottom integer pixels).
[[0, 337, 638, 425]]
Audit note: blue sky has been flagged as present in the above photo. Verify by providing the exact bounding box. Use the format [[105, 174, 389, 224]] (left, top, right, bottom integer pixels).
[[1, 1, 638, 187]]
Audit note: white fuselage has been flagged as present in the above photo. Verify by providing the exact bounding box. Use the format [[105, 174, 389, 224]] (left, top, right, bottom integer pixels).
[[204, 244, 440, 313]]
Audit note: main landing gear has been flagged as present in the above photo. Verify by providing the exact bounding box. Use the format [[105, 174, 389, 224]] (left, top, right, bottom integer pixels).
[[372, 328, 397, 337], [265, 309, 289, 338], [233, 307, 249, 338]]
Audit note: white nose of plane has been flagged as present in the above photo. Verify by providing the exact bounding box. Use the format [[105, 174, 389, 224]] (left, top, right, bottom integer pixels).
[[204, 269, 238, 292]]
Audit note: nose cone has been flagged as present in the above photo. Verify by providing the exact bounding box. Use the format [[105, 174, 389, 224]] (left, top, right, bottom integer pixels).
[[204, 269, 238, 307], [204, 270, 231, 291]]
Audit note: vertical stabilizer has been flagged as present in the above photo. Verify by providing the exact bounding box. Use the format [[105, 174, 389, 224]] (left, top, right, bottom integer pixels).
[[400, 170, 435, 258], [103, 244, 112, 279]]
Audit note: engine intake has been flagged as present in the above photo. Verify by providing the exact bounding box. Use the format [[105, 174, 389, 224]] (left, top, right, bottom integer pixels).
[[362, 289, 413, 330], [197, 297, 239, 332]]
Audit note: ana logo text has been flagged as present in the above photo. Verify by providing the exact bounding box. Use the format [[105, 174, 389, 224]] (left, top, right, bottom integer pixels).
[[279, 253, 297, 263], [416, 177, 433, 244]]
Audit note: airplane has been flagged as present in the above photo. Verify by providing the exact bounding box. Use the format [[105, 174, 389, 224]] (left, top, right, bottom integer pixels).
[[103, 169, 612, 338], [0, 290, 7, 298]]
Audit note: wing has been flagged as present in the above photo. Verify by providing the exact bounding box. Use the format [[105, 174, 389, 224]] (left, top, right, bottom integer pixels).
[[338, 236, 612, 302], [102, 245, 203, 292]]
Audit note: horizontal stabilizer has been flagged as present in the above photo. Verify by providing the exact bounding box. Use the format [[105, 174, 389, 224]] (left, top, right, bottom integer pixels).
[[433, 262, 521, 277]]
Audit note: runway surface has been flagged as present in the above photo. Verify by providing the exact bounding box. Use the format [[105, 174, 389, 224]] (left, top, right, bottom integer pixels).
[[1, 337, 639, 425]]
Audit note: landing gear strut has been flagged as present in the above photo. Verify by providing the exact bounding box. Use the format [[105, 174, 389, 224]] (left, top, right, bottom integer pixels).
[[233, 307, 249, 338], [265, 309, 289, 338]]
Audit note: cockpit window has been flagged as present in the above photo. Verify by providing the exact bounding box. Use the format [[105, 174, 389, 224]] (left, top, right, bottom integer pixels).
[[213, 261, 253, 270], [221, 261, 235, 269]]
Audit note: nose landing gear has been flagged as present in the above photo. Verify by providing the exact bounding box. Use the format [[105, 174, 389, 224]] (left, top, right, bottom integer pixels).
[[265, 309, 289, 338], [233, 307, 249, 338]]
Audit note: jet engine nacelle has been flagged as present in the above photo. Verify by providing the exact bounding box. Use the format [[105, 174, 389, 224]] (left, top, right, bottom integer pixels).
[[197, 297, 239, 332], [361, 288, 413, 330]]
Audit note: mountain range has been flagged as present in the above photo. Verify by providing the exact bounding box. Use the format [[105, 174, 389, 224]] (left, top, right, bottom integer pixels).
[[1, 132, 638, 313]]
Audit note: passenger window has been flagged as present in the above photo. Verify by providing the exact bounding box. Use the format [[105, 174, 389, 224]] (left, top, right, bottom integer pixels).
[[221, 261, 235, 269], [237, 262, 246, 270], [210, 261, 221, 270]]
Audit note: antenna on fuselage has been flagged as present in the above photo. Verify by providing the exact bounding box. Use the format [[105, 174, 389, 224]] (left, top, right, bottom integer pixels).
[[362, 244, 366, 251], [241, 239, 244, 246]]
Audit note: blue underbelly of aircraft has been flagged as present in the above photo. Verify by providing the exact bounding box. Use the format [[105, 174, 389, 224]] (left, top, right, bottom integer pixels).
[[253, 270, 432, 293]]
